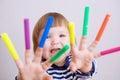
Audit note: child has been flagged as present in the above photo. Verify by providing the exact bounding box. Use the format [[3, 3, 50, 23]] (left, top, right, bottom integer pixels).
[[16, 12, 96, 80]]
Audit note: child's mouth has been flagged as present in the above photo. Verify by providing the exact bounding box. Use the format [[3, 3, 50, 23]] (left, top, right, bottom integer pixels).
[[50, 48, 61, 54]]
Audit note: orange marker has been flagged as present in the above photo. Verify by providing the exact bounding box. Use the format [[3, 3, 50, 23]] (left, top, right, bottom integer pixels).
[[95, 14, 110, 41]]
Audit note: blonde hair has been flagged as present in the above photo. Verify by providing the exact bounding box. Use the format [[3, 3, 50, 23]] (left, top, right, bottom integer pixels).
[[32, 12, 69, 52]]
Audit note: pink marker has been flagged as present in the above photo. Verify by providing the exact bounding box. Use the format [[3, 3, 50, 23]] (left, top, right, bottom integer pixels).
[[24, 18, 30, 49], [101, 47, 120, 56], [95, 46, 120, 58]]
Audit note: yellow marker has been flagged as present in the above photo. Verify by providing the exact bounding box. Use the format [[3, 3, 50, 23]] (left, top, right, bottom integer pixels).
[[1, 33, 19, 61], [69, 22, 75, 44]]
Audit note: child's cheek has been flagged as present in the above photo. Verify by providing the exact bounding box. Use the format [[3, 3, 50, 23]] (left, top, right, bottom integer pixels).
[[62, 39, 70, 45]]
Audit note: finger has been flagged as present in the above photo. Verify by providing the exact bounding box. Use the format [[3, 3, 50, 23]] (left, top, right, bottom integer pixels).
[[70, 43, 79, 56], [33, 17, 54, 63], [79, 6, 90, 50], [70, 45, 81, 72], [25, 50, 32, 64], [88, 14, 110, 52], [24, 18, 32, 64], [68, 22, 79, 55], [42, 60, 52, 70], [0, 33, 24, 70], [79, 36, 87, 50], [39, 16, 54, 48], [33, 47, 43, 63], [42, 45, 70, 70], [88, 40, 98, 52], [94, 46, 120, 58], [15, 59, 24, 71], [94, 52, 101, 59]]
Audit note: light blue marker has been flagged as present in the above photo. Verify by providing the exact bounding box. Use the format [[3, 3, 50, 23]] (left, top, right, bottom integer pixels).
[[39, 16, 54, 48]]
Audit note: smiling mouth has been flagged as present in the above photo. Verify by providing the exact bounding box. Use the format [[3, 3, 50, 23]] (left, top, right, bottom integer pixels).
[[50, 48, 61, 54]]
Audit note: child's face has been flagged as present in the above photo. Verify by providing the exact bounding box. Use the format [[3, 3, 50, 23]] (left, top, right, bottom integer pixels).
[[41, 26, 70, 65]]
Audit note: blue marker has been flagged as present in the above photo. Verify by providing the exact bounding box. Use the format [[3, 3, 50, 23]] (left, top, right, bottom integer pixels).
[[39, 16, 54, 48]]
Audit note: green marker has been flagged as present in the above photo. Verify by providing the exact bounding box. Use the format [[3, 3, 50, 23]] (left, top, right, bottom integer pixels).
[[82, 6, 90, 36], [50, 45, 70, 63]]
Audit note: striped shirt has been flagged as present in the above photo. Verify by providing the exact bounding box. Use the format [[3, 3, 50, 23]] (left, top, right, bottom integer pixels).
[[47, 55, 96, 80]]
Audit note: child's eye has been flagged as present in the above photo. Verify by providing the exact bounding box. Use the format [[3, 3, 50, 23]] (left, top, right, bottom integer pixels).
[[59, 34, 66, 37]]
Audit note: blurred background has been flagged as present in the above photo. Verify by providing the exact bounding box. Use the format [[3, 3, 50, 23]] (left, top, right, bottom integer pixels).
[[0, 0, 120, 80]]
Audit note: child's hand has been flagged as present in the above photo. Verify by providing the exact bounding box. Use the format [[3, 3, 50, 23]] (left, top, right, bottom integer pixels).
[[16, 47, 53, 80], [70, 36, 97, 73]]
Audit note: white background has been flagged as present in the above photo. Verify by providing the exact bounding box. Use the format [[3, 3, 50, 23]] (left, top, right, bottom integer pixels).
[[0, 0, 120, 80]]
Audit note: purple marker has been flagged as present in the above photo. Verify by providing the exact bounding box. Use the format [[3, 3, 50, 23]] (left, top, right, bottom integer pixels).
[[24, 18, 30, 49], [101, 47, 120, 56]]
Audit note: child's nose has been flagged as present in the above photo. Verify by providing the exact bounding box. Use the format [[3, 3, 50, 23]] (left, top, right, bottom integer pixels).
[[51, 37, 59, 45]]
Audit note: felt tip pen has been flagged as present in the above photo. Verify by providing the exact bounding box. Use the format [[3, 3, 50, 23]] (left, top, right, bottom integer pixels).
[[50, 45, 70, 63], [24, 18, 30, 49], [95, 14, 110, 41], [39, 16, 54, 48], [101, 46, 120, 56], [69, 22, 75, 44], [82, 6, 90, 36], [1, 33, 19, 61], [95, 46, 120, 58]]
